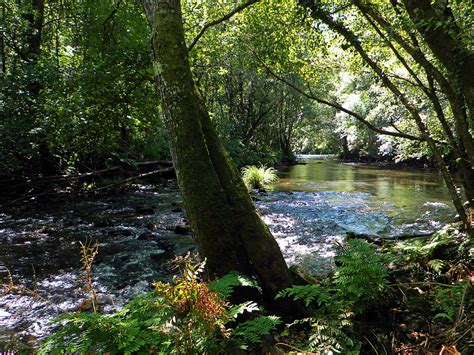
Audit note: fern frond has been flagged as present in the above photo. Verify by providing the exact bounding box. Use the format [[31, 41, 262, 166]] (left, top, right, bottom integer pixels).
[[233, 315, 281, 344], [276, 284, 331, 306], [208, 272, 258, 299], [427, 259, 446, 274], [228, 301, 260, 318]]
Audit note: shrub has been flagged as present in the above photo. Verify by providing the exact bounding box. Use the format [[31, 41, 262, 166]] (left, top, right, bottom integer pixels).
[[391, 224, 461, 272], [334, 239, 388, 312], [39, 260, 280, 354], [277, 284, 359, 353], [241, 165, 279, 190], [276, 240, 388, 353]]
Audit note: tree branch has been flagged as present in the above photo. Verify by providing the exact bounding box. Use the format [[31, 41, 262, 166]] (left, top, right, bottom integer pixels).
[[187, 0, 259, 52], [254, 54, 423, 142]]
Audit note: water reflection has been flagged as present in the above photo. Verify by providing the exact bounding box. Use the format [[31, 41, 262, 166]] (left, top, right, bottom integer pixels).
[[257, 157, 455, 276], [274, 158, 453, 217]]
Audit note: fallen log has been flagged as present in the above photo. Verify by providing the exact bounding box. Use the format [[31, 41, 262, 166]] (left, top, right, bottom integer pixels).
[[91, 167, 175, 192], [3, 167, 176, 206]]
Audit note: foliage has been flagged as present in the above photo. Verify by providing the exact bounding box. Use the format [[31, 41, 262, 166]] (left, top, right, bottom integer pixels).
[[1, 0, 166, 176], [432, 281, 471, 323], [3, 0, 469, 181], [334, 239, 388, 311], [296, 314, 359, 354], [241, 165, 279, 190], [277, 239, 388, 352], [279, 286, 360, 353], [233, 315, 281, 347], [208, 271, 258, 299], [40, 260, 280, 354], [79, 240, 99, 313], [391, 224, 462, 271], [379, 223, 472, 352], [276, 284, 331, 307]]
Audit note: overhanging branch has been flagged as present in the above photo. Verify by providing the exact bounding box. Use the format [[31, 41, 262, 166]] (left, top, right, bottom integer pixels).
[[187, 0, 259, 52], [254, 54, 423, 142]]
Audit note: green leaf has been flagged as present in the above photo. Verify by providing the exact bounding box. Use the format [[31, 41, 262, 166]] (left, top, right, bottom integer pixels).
[[209, 272, 258, 299]]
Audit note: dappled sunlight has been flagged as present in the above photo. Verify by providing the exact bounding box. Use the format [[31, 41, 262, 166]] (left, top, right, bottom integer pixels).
[[0, 160, 456, 343]]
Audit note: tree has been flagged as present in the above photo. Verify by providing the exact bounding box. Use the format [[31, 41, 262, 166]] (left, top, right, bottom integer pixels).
[[139, 0, 297, 303], [297, 0, 473, 233], [0, 0, 168, 176]]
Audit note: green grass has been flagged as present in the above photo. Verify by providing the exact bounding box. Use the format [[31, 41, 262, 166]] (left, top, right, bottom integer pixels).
[[241, 165, 279, 190]]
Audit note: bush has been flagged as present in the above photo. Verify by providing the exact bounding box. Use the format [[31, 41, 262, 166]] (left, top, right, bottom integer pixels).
[[241, 165, 279, 190], [334, 239, 388, 312], [40, 260, 280, 354], [276, 239, 388, 353]]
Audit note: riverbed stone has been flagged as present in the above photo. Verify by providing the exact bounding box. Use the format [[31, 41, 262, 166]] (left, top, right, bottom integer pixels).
[[137, 232, 156, 241], [174, 224, 191, 235], [135, 206, 155, 215], [107, 229, 134, 237]]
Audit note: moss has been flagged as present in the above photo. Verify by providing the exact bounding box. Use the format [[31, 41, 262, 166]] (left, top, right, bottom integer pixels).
[[144, 0, 296, 303]]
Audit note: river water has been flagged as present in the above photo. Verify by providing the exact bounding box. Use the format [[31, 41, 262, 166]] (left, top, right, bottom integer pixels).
[[0, 157, 454, 347]]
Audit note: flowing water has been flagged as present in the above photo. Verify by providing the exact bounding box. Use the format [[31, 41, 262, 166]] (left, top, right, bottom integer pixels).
[[259, 156, 454, 275], [0, 157, 455, 347]]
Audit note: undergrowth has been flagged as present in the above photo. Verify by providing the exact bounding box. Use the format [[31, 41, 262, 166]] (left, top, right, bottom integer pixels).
[[39, 256, 280, 354], [241, 164, 279, 190], [385, 224, 472, 353], [276, 239, 388, 353], [37, 224, 471, 354]]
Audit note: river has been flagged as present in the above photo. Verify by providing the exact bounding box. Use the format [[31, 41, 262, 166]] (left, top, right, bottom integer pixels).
[[0, 157, 454, 347]]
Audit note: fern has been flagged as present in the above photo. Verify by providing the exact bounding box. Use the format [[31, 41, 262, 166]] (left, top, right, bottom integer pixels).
[[229, 301, 260, 318], [241, 165, 279, 189], [427, 259, 446, 274], [432, 281, 471, 322], [41, 262, 275, 354], [39, 294, 173, 354], [334, 239, 388, 312], [307, 317, 359, 354], [39, 311, 160, 354], [232, 315, 281, 346], [287, 311, 359, 354], [392, 224, 459, 269], [276, 284, 331, 306], [208, 272, 258, 299]]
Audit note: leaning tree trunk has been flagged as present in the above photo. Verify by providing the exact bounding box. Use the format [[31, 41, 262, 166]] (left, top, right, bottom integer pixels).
[[140, 0, 295, 302]]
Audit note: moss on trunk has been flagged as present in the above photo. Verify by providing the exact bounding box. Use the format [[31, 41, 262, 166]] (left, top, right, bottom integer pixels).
[[141, 0, 295, 302]]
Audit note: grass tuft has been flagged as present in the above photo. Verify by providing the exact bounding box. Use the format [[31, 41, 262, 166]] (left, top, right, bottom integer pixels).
[[241, 165, 279, 190]]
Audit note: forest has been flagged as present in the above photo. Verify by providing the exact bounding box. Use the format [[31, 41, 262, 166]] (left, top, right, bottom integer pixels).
[[0, 0, 472, 353]]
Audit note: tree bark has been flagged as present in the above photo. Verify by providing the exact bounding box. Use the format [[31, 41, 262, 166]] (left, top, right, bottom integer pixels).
[[140, 0, 295, 302], [0, 2, 6, 73], [23, 0, 45, 64]]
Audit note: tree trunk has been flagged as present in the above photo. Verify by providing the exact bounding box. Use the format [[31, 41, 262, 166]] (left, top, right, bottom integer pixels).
[[24, 0, 45, 64], [140, 0, 295, 302], [401, 0, 474, 137], [0, 2, 5, 73]]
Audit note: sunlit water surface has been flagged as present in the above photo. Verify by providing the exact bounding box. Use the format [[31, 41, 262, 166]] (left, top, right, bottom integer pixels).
[[0, 157, 454, 346], [260, 156, 453, 275]]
